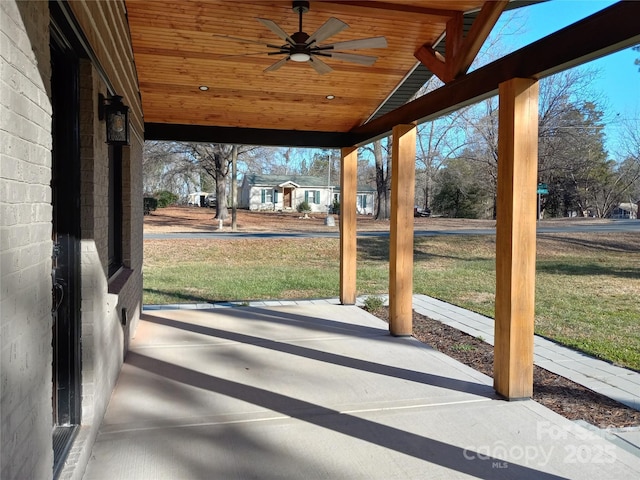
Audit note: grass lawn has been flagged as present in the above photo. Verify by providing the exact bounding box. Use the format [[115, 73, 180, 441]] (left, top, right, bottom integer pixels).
[[143, 232, 640, 371]]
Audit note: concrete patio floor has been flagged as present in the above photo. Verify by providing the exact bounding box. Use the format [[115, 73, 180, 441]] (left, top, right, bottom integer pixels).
[[83, 304, 640, 479]]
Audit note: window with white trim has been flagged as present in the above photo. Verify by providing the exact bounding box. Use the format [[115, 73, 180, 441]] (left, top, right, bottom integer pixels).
[[305, 190, 320, 204], [261, 188, 273, 203]]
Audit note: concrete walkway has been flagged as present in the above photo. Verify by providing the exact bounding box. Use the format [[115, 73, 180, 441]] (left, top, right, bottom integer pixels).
[[83, 300, 640, 479], [410, 295, 640, 412]]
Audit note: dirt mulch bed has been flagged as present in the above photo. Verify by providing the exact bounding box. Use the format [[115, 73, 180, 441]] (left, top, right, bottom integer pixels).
[[370, 307, 640, 429]]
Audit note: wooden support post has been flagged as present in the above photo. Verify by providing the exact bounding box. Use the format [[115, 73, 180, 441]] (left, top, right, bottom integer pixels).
[[340, 146, 358, 305], [389, 124, 416, 336], [494, 78, 539, 400]]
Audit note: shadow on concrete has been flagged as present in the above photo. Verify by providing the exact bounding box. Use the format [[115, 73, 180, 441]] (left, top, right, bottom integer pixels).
[[127, 350, 566, 480], [142, 310, 496, 397]]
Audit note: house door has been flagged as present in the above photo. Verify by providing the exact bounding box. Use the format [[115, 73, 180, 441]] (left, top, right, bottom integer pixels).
[[51, 13, 82, 477], [284, 188, 292, 208]]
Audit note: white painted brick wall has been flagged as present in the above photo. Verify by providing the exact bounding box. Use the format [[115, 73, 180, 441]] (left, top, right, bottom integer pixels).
[[1, 1, 54, 479]]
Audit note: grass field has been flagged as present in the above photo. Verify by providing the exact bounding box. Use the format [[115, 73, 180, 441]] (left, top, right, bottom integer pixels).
[[143, 232, 640, 371]]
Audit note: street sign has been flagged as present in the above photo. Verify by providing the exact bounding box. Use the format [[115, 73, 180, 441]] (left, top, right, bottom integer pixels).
[[537, 183, 549, 195]]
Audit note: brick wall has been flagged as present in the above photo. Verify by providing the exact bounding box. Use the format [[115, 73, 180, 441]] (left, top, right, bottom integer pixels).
[[1, 1, 144, 479], [0, 1, 54, 479]]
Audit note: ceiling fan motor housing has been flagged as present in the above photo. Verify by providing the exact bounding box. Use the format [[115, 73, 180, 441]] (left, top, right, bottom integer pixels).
[[292, 1, 310, 14], [291, 31, 310, 45]]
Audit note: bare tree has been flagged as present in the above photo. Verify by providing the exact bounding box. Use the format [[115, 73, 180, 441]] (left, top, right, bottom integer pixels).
[[372, 139, 391, 220], [416, 111, 468, 211], [457, 67, 609, 219], [460, 98, 500, 218], [143, 141, 202, 199]]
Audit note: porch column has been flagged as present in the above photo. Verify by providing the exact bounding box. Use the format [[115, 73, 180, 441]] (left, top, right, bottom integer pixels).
[[389, 124, 416, 336], [340, 146, 358, 305], [494, 78, 539, 399]]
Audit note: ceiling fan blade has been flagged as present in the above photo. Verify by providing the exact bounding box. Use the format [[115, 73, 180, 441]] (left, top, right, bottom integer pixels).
[[326, 52, 378, 66], [308, 56, 333, 75], [219, 51, 283, 59], [213, 33, 283, 50], [257, 18, 295, 45], [306, 17, 348, 45], [264, 57, 289, 73], [322, 36, 388, 51]]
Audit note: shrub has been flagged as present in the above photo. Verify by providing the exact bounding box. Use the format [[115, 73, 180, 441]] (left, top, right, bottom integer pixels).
[[297, 201, 311, 213], [331, 199, 340, 214], [362, 295, 385, 313], [155, 190, 178, 208], [143, 197, 158, 215]]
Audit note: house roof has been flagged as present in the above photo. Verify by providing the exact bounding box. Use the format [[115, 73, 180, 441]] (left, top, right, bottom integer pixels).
[[617, 203, 639, 213], [244, 174, 329, 187]]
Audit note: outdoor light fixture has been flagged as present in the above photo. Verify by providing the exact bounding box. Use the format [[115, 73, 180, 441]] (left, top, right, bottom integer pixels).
[[198, 85, 209, 91], [290, 51, 311, 62], [325, 95, 335, 100], [99, 93, 130, 146]]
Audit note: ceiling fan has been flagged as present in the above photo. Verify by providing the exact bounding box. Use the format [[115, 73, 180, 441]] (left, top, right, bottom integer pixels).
[[220, 1, 387, 74]]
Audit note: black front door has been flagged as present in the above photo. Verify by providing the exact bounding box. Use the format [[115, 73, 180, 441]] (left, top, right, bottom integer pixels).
[[50, 13, 82, 477]]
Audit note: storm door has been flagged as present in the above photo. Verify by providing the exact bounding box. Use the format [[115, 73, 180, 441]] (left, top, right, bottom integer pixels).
[[50, 10, 82, 477]]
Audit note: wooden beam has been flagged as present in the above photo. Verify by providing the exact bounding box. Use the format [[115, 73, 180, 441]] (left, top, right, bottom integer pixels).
[[321, 1, 459, 19], [144, 123, 356, 148], [494, 78, 539, 400], [413, 13, 461, 84], [389, 124, 416, 336], [445, 12, 464, 75], [450, 0, 508, 77], [414, 3, 506, 84], [340, 146, 358, 305], [414, 44, 452, 84], [353, 1, 640, 146]]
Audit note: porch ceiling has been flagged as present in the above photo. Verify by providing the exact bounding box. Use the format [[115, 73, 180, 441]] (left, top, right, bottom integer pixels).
[[125, 0, 490, 144]]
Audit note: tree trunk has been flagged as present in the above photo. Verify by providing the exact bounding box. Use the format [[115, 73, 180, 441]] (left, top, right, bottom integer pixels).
[[215, 179, 227, 219], [374, 140, 390, 220], [213, 152, 229, 220]]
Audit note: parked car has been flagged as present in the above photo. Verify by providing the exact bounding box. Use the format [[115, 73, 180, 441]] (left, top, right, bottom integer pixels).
[[205, 194, 217, 208], [414, 206, 431, 217]]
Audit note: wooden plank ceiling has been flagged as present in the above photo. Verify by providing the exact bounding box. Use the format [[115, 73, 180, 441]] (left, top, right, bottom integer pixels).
[[125, 0, 490, 136]]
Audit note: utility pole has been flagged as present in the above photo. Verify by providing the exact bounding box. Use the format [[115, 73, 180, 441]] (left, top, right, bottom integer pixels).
[[231, 145, 238, 231]]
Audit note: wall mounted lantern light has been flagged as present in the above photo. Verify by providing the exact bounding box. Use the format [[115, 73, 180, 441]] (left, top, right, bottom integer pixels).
[[99, 94, 130, 146]]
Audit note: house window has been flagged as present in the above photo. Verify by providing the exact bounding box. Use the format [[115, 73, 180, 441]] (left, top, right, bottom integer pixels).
[[305, 190, 320, 204], [357, 194, 367, 209], [261, 188, 274, 203], [108, 145, 122, 276]]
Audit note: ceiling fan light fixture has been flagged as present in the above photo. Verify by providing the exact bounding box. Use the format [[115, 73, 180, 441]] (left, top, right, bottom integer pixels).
[[290, 52, 311, 62], [254, 1, 387, 74]]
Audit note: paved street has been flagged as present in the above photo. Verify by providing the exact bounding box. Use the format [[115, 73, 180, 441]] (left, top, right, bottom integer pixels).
[[144, 219, 640, 240]]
